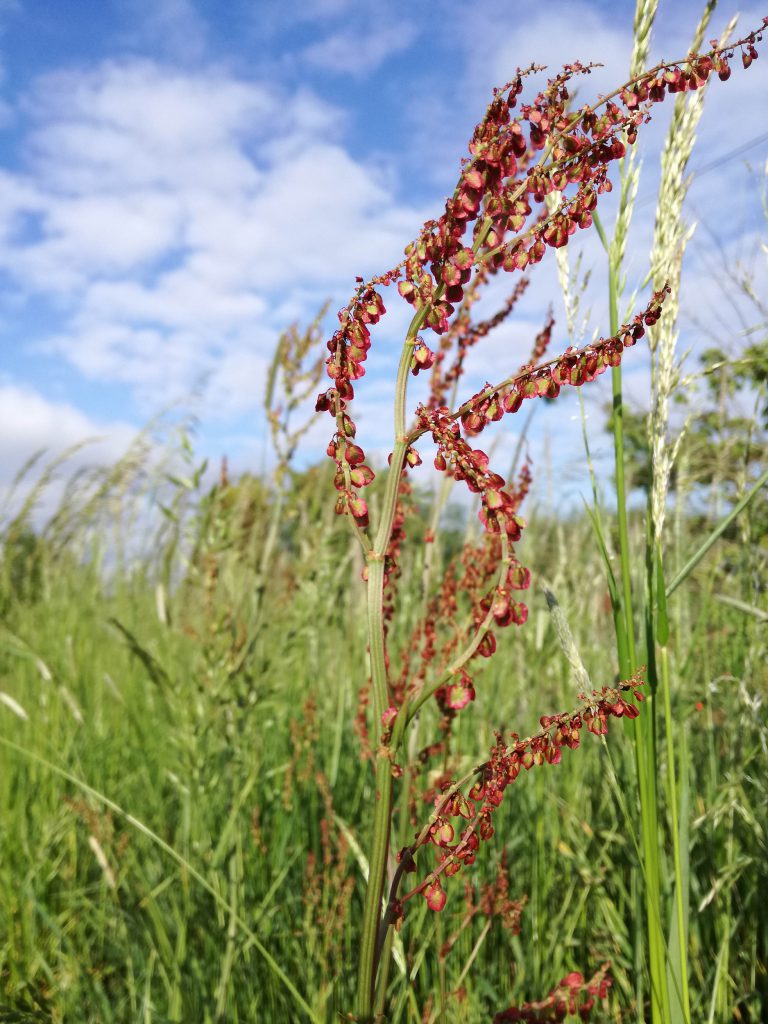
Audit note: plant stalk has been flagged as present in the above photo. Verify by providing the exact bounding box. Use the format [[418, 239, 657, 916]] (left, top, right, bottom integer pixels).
[[355, 305, 430, 1021], [595, 208, 670, 1023]]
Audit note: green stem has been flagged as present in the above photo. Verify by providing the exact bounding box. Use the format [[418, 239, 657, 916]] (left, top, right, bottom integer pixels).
[[355, 744, 395, 1018], [355, 540, 396, 1019], [355, 303, 431, 1022], [595, 207, 669, 1024], [609, 323, 637, 658], [594, 210, 638, 668], [660, 642, 691, 1023]]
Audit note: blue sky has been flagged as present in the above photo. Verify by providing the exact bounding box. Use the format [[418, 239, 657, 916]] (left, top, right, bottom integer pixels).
[[0, 0, 766, 509]]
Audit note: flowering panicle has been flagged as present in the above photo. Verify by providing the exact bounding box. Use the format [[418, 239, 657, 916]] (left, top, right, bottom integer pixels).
[[418, 407, 527, 542], [394, 29, 762, 320], [527, 309, 555, 366], [507, 458, 533, 510], [325, 21, 767, 1017], [316, 283, 389, 529], [493, 962, 613, 1022], [388, 673, 645, 917], [317, 24, 764, 535], [425, 287, 669, 453], [394, 62, 589, 327]]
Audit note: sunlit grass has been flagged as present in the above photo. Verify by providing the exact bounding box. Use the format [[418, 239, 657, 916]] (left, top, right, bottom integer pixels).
[[0, 442, 764, 1021]]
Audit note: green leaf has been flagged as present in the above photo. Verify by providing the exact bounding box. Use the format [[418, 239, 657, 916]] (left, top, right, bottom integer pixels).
[[666, 465, 768, 597]]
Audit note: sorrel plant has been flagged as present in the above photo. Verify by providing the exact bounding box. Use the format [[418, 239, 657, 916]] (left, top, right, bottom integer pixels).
[[314, 17, 767, 1022]]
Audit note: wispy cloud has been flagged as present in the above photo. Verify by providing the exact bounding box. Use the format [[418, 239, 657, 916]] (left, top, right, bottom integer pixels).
[[1, 58, 424, 417], [302, 21, 419, 78], [116, 0, 209, 63], [0, 381, 137, 485]]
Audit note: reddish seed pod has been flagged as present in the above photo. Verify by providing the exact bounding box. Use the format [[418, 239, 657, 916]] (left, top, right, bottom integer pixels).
[[503, 390, 523, 414], [424, 879, 446, 912], [350, 465, 375, 487], [344, 443, 365, 466]]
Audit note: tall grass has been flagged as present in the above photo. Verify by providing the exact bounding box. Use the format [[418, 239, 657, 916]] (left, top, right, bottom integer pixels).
[[589, 6, 767, 1023], [0, 409, 765, 1022]]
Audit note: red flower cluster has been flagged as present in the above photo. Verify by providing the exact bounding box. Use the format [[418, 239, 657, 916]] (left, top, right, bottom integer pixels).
[[395, 674, 645, 914], [462, 547, 531, 664], [394, 26, 765, 321], [493, 962, 613, 1022], [444, 287, 669, 439], [316, 285, 389, 528], [320, 286, 385, 402], [324, 433, 375, 527], [410, 337, 436, 376], [317, 23, 764, 531], [526, 310, 555, 368], [507, 459, 533, 510], [418, 406, 527, 542]]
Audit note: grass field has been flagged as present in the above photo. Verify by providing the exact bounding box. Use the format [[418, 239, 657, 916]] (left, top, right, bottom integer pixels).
[[0, 427, 765, 1021]]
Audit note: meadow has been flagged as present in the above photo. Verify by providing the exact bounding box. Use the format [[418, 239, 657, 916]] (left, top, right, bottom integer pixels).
[[1, 9, 767, 1024]]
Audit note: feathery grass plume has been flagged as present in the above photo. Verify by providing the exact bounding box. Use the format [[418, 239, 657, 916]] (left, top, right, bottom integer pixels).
[[49, 431, 156, 558], [0, 691, 28, 720], [629, 0, 661, 80], [648, 7, 734, 541], [541, 580, 593, 693], [264, 301, 328, 467], [611, 0, 661, 278], [545, 190, 592, 343], [554, 0, 659, 490], [0, 449, 48, 526], [255, 303, 329, 615], [0, 439, 95, 540]]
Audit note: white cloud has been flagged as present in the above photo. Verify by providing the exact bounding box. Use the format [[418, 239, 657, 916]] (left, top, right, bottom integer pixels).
[[23, 61, 272, 192], [2, 190, 184, 292], [0, 58, 425, 418], [0, 382, 137, 488], [478, 2, 631, 101]]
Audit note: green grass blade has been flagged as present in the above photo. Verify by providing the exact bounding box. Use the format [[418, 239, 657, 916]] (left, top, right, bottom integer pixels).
[[666, 466, 768, 597], [0, 736, 322, 1024]]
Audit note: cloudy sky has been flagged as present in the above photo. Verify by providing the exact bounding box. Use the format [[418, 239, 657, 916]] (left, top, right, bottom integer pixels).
[[0, 0, 766, 508]]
